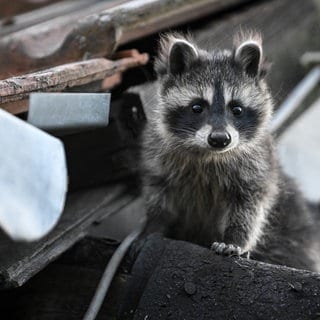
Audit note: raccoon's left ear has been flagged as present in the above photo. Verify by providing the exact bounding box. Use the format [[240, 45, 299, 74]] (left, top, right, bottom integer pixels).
[[234, 40, 263, 78]]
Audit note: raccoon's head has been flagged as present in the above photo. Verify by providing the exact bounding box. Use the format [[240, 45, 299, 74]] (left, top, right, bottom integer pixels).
[[154, 32, 273, 157]]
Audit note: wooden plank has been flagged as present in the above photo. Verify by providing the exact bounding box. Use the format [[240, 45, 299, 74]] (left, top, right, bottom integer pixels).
[[0, 237, 129, 319], [0, 0, 103, 37], [0, 0, 250, 78], [0, 51, 149, 114], [0, 0, 128, 79], [108, 0, 253, 45], [0, 184, 137, 289], [0, 0, 64, 18]]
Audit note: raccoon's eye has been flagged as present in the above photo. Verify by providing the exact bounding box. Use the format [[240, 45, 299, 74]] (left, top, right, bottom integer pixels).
[[191, 104, 203, 113], [231, 106, 243, 116]]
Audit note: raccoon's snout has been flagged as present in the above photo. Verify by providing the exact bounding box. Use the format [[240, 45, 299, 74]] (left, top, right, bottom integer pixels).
[[207, 132, 231, 149]]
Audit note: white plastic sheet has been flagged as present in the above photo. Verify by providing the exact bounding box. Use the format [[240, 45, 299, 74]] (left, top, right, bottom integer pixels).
[[0, 109, 67, 241]]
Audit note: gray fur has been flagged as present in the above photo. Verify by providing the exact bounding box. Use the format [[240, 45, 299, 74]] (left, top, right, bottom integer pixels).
[[142, 32, 320, 271]]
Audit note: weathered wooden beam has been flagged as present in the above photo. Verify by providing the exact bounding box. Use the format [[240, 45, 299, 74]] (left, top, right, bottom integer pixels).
[[0, 2, 120, 79], [109, 0, 252, 45], [0, 0, 251, 78], [0, 237, 127, 319], [0, 0, 104, 36], [0, 50, 148, 114], [0, 0, 64, 18]]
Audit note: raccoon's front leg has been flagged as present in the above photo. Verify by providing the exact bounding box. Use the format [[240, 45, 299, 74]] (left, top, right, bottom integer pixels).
[[212, 204, 266, 256], [211, 242, 242, 256]]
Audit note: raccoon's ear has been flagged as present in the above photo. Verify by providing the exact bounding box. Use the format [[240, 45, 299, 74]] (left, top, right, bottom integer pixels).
[[234, 40, 262, 78], [155, 34, 198, 76], [168, 39, 198, 75]]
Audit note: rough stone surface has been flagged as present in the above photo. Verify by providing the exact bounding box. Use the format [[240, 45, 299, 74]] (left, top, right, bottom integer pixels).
[[130, 235, 320, 320]]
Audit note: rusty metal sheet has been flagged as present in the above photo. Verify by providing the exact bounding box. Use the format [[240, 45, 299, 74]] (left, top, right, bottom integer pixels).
[[0, 50, 149, 114]]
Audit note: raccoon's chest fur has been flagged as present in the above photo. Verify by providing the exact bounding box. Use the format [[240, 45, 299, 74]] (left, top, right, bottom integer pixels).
[[164, 162, 231, 246]]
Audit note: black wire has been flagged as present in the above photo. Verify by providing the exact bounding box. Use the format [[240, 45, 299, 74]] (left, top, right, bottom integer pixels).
[[83, 221, 145, 320]]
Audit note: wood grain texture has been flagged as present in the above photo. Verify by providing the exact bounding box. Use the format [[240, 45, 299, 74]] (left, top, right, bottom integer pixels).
[[0, 237, 128, 319], [0, 0, 64, 17], [0, 52, 149, 114], [0, 0, 250, 78], [0, 0, 104, 37]]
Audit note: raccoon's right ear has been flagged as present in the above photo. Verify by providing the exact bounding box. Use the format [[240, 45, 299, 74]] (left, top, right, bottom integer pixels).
[[168, 40, 198, 75], [155, 35, 198, 76]]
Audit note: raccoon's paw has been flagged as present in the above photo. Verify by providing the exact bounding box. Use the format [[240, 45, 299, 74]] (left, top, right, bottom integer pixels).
[[211, 242, 242, 256]]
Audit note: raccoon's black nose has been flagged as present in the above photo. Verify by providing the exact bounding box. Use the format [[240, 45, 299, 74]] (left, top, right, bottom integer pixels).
[[207, 132, 231, 149]]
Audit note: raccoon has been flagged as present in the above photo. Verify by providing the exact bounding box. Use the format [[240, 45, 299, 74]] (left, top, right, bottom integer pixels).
[[141, 31, 320, 271]]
